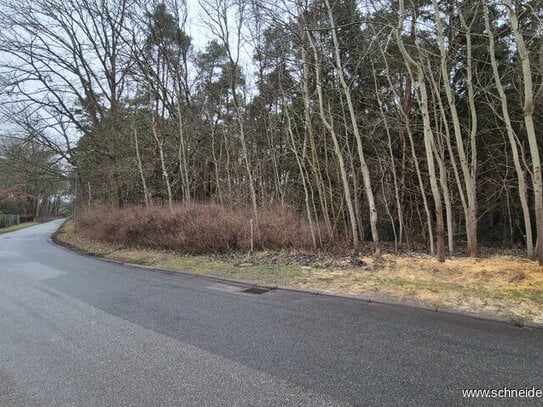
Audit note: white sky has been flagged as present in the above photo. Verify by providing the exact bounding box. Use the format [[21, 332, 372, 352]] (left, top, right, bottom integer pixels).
[[186, 0, 213, 50]]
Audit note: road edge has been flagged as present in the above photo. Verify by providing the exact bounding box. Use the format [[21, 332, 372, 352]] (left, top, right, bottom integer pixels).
[[50, 222, 543, 330]]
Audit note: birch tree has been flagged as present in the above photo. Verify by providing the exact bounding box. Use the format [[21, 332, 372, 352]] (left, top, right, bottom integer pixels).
[[324, 0, 380, 253], [431, 0, 478, 257], [503, 0, 543, 264], [483, 0, 533, 258], [396, 0, 446, 261]]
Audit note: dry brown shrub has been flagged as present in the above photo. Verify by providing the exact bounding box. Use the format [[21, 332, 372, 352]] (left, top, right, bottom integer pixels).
[[78, 203, 318, 254], [255, 205, 315, 249]]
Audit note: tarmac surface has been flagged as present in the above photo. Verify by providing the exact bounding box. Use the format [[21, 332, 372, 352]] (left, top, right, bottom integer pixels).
[[1, 219, 542, 406]]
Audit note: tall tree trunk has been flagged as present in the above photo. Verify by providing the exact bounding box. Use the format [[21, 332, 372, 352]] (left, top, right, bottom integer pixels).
[[483, 2, 533, 258], [396, 0, 445, 261], [133, 124, 151, 207], [432, 0, 478, 257], [151, 117, 173, 210], [308, 30, 359, 248], [418, 66, 446, 262], [372, 60, 404, 248], [504, 0, 543, 264], [432, 125, 454, 256], [302, 46, 332, 238], [325, 0, 379, 253], [286, 106, 318, 249], [176, 102, 191, 204], [382, 15, 434, 254]]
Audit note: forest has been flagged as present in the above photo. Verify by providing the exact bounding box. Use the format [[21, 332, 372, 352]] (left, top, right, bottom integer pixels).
[[0, 0, 542, 262]]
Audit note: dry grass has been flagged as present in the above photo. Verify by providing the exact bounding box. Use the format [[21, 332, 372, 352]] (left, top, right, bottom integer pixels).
[[313, 254, 543, 324], [55, 218, 543, 325]]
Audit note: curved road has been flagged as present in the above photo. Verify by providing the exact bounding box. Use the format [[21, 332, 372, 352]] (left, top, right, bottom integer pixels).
[[0, 220, 542, 406]]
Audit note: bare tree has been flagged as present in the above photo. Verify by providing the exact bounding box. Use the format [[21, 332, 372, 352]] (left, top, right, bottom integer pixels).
[[503, 0, 543, 264], [0, 0, 134, 205], [396, 0, 445, 261], [483, 0, 533, 258], [199, 0, 258, 219], [431, 0, 478, 257], [324, 0, 380, 253]]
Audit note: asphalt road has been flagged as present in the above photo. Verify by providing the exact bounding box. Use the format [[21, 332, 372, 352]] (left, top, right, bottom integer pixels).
[[0, 220, 542, 406]]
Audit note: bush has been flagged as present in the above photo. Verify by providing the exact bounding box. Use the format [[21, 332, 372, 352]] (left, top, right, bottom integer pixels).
[[78, 203, 318, 254]]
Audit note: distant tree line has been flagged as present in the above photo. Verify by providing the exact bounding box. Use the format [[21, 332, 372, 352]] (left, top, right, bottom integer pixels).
[[0, 0, 542, 261], [0, 139, 65, 219]]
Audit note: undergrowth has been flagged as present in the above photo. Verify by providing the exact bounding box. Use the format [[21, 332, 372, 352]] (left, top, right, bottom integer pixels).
[[78, 203, 325, 254]]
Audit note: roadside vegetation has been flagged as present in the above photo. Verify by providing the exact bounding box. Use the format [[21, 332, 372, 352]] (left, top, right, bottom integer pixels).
[[55, 208, 543, 325], [76, 204, 324, 254], [0, 222, 40, 234]]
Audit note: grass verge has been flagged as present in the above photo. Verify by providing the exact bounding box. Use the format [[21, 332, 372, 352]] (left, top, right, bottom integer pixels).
[[54, 220, 543, 325], [0, 222, 40, 233]]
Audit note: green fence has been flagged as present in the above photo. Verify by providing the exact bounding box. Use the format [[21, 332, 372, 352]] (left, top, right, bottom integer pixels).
[[0, 214, 20, 228]]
